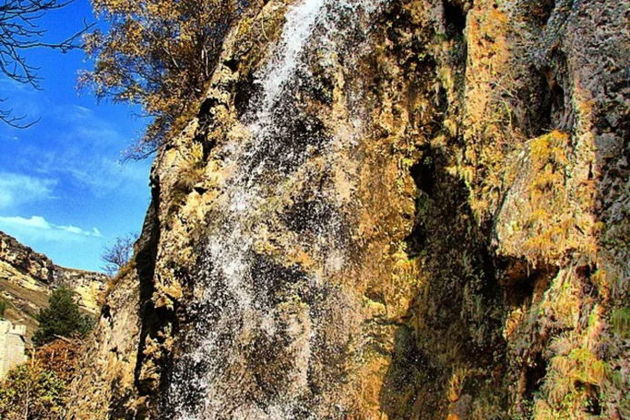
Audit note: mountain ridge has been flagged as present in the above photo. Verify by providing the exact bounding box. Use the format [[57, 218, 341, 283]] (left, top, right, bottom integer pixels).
[[0, 230, 107, 342]]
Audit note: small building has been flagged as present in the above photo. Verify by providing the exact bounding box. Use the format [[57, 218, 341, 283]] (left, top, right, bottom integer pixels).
[[0, 319, 27, 379]]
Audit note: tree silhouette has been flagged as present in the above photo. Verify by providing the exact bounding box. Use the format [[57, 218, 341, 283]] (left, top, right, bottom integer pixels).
[[33, 287, 92, 346], [0, 0, 90, 127]]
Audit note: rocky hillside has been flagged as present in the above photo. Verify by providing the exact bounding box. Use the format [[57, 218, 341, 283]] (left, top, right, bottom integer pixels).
[[0, 231, 107, 341], [68, 0, 628, 419]]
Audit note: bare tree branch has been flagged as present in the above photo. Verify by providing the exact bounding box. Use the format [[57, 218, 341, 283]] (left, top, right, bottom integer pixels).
[[101, 233, 137, 276], [0, 0, 94, 127]]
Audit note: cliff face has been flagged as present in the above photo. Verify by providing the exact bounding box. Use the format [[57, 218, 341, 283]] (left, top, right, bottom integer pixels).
[[69, 0, 628, 419], [0, 231, 107, 339]]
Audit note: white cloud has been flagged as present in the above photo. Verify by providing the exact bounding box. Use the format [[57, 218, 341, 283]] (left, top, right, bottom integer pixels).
[[2, 215, 49, 229], [0, 215, 102, 242], [0, 172, 56, 209]]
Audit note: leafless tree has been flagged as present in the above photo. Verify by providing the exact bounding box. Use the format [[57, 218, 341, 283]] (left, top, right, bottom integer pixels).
[[0, 0, 90, 127], [101, 233, 137, 276]]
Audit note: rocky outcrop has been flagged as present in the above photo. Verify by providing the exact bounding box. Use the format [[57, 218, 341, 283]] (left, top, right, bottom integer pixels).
[[0, 231, 56, 284], [0, 231, 107, 340], [69, 0, 628, 419]]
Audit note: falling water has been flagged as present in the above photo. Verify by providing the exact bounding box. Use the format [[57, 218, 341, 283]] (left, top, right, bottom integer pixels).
[[165, 0, 387, 418], [255, 0, 327, 118]]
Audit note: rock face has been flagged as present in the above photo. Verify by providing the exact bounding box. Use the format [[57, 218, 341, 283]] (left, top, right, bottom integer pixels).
[[68, 0, 628, 419], [0, 231, 56, 284], [0, 231, 107, 340]]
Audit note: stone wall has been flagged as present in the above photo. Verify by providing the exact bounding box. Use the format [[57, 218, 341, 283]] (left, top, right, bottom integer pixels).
[[0, 320, 27, 379]]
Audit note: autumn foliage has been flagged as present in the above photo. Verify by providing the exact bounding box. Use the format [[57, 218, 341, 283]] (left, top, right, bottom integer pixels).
[[0, 360, 66, 420], [35, 338, 82, 383], [82, 0, 251, 157], [0, 339, 82, 419]]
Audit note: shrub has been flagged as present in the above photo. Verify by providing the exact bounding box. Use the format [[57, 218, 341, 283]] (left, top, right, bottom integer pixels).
[[35, 338, 82, 383], [33, 287, 93, 346], [0, 360, 66, 420], [0, 299, 6, 318]]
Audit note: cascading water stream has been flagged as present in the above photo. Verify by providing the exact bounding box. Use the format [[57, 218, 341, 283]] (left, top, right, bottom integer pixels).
[[164, 0, 387, 418], [254, 0, 327, 122]]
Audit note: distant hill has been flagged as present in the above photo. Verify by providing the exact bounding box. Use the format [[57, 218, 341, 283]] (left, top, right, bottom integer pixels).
[[0, 231, 107, 342]]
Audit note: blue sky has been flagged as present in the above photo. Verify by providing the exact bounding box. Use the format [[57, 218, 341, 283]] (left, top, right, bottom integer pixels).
[[0, 0, 152, 272]]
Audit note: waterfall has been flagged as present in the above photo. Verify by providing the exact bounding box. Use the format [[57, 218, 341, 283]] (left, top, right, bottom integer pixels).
[[255, 0, 327, 119], [164, 0, 386, 418]]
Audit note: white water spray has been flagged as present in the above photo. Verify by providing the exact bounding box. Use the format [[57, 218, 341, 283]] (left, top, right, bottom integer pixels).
[[166, 0, 387, 418]]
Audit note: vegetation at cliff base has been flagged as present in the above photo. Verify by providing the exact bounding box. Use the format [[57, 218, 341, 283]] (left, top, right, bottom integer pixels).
[[0, 299, 6, 319], [0, 360, 66, 420], [0, 338, 82, 420], [33, 287, 93, 346]]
